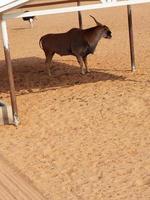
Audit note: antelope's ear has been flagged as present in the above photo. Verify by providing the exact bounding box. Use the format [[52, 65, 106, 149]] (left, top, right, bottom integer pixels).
[[90, 15, 103, 26]]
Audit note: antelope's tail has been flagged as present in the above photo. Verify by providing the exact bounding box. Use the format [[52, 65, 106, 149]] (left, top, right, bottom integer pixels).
[[39, 37, 43, 49]]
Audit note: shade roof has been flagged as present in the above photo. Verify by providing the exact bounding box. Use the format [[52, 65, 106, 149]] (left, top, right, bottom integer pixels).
[[0, 0, 32, 13]]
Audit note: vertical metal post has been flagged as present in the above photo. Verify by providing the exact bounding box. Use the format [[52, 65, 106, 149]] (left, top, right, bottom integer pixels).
[[127, 5, 136, 72], [77, 0, 83, 29], [0, 16, 19, 126]]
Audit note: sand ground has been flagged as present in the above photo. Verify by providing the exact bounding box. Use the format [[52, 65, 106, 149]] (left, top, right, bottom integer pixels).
[[0, 3, 150, 200], [0, 155, 45, 200]]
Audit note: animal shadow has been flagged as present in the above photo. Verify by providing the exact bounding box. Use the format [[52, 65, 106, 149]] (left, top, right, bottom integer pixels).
[[0, 57, 125, 96]]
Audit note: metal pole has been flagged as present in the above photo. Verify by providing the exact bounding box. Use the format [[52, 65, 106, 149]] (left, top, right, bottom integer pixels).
[[127, 5, 136, 72], [77, 0, 83, 29], [0, 16, 19, 126]]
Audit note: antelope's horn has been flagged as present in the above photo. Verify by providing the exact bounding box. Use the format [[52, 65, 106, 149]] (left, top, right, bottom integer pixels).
[[90, 15, 102, 26]]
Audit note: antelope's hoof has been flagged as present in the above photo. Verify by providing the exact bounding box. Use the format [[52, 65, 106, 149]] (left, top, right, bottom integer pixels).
[[81, 70, 86, 75], [48, 71, 52, 77]]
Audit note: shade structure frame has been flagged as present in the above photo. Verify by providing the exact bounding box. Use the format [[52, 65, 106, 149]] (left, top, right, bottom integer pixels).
[[77, 0, 83, 29], [0, 17, 19, 126], [3, 0, 150, 20], [127, 5, 136, 72]]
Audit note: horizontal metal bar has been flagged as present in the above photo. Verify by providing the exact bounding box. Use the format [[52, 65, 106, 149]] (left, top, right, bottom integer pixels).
[[3, 0, 150, 20], [19, 0, 97, 9]]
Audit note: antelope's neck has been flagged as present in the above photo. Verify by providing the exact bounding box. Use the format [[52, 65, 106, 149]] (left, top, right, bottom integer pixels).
[[84, 26, 103, 51]]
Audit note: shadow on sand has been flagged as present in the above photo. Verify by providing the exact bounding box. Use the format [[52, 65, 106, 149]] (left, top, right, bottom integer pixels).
[[0, 57, 126, 96]]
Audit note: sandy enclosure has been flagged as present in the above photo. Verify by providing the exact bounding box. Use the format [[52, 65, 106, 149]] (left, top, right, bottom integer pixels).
[[0, 3, 150, 200]]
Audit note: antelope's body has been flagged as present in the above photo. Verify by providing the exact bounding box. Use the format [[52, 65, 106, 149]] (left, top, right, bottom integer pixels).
[[39, 16, 112, 75]]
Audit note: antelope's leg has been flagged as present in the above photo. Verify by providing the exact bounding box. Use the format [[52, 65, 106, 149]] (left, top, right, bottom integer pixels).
[[45, 52, 54, 76], [76, 56, 85, 75], [83, 56, 90, 73]]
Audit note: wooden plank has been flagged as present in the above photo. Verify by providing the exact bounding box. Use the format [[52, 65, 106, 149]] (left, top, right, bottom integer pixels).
[[0, 156, 46, 200]]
